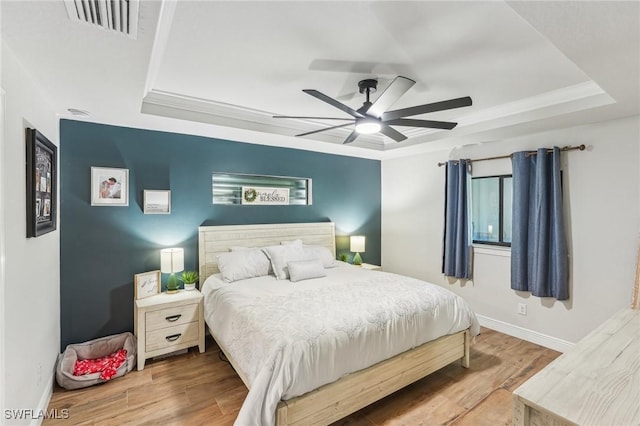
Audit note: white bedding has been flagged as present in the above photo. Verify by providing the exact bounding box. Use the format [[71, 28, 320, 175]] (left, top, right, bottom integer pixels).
[[202, 264, 479, 426]]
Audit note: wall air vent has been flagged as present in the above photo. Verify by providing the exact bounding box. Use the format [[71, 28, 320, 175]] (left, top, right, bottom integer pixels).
[[64, 0, 139, 39]]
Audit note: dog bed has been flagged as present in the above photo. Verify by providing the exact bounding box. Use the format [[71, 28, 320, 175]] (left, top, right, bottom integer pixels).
[[56, 332, 137, 390]]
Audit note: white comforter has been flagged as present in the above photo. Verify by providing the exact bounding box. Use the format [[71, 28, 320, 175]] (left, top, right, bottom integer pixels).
[[202, 264, 479, 426]]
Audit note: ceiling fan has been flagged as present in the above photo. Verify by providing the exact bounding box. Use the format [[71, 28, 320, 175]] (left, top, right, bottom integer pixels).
[[274, 76, 472, 144]]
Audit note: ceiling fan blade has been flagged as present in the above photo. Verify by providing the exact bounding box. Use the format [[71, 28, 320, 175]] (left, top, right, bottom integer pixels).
[[343, 131, 359, 144], [379, 125, 407, 142], [274, 115, 354, 121], [303, 89, 365, 118], [296, 122, 354, 137], [385, 118, 458, 130], [382, 96, 472, 121], [356, 102, 373, 115], [366, 76, 416, 118]]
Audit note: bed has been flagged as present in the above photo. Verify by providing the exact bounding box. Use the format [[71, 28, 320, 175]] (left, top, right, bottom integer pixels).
[[198, 222, 479, 426]]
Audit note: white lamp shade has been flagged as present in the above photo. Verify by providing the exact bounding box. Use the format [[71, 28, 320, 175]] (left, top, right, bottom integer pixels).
[[161, 248, 184, 274], [350, 236, 365, 253]]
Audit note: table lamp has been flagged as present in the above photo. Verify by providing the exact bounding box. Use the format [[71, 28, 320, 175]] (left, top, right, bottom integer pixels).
[[350, 236, 365, 266], [161, 247, 184, 293]]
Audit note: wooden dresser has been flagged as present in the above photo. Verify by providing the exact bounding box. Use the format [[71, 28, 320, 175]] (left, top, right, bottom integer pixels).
[[514, 249, 640, 426], [512, 308, 640, 426]]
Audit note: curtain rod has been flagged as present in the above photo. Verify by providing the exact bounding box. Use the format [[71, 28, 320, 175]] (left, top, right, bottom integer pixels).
[[437, 144, 586, 167]]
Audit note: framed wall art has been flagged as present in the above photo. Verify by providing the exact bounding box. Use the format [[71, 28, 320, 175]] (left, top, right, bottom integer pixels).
[[241, 186, 290, 205], [26, 128, 57, 237], [211, 172, 312, 205], [134, 270, 161, 299], [143, 190, 171, 214], [91, 166, 129, 206]]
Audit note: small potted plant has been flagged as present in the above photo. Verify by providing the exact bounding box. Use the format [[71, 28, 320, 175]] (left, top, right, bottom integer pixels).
[[180, 271, 199, 291]]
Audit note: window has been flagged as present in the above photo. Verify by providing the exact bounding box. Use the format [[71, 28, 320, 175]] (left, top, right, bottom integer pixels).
[[471, 175, 512, 246]]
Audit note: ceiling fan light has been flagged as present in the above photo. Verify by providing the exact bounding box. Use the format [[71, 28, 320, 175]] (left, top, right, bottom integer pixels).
[[355, 119, 381, 134]]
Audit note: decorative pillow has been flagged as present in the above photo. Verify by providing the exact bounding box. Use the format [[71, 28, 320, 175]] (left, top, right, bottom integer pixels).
[[303, 245, 339, 268], [216, 250, 271, 283], [287, 259, 327, 282], [262, 244, 313, 280]]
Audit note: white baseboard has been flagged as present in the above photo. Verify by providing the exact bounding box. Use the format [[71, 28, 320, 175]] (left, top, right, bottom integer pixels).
[[29, 374, 53, 426], [476, 314, 575, 353]]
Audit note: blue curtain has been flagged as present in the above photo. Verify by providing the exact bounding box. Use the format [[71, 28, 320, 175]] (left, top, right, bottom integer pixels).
[[442, 159, 472, 279], [511, 147, 569, 300]]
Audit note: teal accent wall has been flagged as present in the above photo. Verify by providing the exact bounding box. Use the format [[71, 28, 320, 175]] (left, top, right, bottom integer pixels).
[[60, 120, 381, 349]]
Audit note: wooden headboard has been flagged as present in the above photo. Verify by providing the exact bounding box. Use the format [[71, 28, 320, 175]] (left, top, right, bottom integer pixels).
[[198, 222, 336, 284]]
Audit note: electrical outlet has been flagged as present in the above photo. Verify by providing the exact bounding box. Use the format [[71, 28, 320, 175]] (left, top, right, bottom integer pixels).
[[518, 303, 527, 316]]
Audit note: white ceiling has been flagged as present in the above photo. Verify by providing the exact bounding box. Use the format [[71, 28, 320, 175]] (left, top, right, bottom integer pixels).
[[2, 1, 639, 160]]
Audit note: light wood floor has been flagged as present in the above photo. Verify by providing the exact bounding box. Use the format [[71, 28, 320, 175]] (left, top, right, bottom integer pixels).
[[44, 327, 560, 426]]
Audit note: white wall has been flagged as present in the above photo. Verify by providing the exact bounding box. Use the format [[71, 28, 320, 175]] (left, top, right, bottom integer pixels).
[[382, 116, 640, 349], [1, 87, 6, 425], [1, 40, 60, 424]]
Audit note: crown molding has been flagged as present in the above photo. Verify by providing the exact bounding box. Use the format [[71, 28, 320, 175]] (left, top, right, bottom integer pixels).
[[141, 80, 612, 156], [143, 1, 178, 95], [141, 89, 385, 149], [460, 81, 611, 127]]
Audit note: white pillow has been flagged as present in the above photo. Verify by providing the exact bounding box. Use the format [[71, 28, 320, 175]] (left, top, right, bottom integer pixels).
[[216, 250, 271, 283], [303, 245, 339, 268], [288, 259, 327, 282], [229, 246, 274, 274], [262, 244, 313, 280]]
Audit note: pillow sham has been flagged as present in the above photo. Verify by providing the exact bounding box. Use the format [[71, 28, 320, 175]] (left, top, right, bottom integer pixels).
[[278, 241, 337, 268], [229, 246, 274, 274], [216, 249, 271, 283], [262, 244, 313, 280], [287, 259, 326, 282], [303, 245, 339, 268]]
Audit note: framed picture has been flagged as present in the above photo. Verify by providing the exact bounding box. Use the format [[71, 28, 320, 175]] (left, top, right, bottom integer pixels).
[[134, 270, 161, 299], [91, 167, 129, 206], [144, 190, 171, 214], [26, 128, 57, 237]]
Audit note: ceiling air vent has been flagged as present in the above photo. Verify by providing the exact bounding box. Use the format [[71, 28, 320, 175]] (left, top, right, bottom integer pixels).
[[64, 0, 139, 39]]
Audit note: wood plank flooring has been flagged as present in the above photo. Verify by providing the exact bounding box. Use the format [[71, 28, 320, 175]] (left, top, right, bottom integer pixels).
[[44, 328, 560, 426]]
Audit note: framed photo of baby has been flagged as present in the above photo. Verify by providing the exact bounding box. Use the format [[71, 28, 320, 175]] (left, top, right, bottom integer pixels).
[[91, 167, 129, 206]]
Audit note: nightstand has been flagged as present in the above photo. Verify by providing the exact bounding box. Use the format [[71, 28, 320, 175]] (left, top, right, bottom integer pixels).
[[134, 290, 205, 370], [360, 263, 382, 271]]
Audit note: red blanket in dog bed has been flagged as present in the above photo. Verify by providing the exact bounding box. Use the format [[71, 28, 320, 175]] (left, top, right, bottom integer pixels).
[[73, 349, 128, 380]]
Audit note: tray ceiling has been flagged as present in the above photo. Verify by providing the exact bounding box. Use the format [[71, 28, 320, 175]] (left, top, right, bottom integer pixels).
[[2, 1, 638, 158]]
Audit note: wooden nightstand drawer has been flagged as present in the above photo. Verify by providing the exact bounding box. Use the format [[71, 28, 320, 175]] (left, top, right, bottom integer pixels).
[[146, 303, 199, 331], [146, 321, 199, 352], [135, 290, 205, 370]]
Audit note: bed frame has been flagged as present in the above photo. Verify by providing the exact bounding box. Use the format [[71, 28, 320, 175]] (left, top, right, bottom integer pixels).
[[198, 222, 470, 426]]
